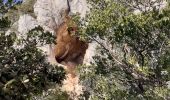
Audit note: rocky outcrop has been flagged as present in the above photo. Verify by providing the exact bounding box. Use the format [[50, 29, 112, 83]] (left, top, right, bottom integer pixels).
[[34, 0, 88, 32], [16, 0, 89, 64], [14, 0, 95, 99]]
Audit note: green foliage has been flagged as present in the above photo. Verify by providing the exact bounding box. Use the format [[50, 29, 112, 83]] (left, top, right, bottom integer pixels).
[[17, 0, 35, 14], [0, 17, 11, 29], [31, 87, 69, 100], [77, 0, 170, 99], [0, 4, 66, 99], [0, 0, 36, 24], [0, 26, 65, 99]]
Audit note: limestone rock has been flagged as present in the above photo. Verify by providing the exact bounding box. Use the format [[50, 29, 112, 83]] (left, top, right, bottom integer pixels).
[[34, 0, 88, 32]]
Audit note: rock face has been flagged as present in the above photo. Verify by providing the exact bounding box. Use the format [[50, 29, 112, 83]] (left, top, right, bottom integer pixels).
[[16, 0, 95, 99], [34, 0, 88, 32], [83, 42, 97, 65], [17, 0, 89, 64], [34, 0, 88, 65], [18, 14, 38, 36]]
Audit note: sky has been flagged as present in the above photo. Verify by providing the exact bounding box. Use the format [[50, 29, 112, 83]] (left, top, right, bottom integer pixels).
[[2, 0, 23, 5]]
